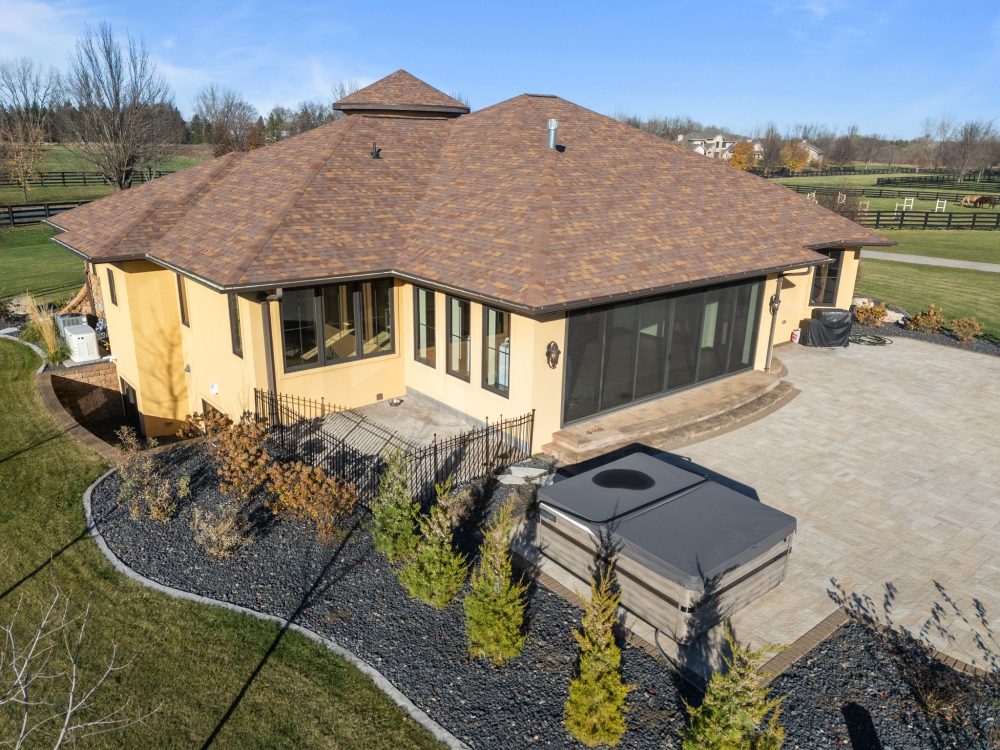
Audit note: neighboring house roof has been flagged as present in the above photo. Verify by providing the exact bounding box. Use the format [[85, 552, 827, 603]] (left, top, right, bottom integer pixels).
[[49, 71, 892, 315], [332, 69, 469, 115], [802, 140, 824, 155]]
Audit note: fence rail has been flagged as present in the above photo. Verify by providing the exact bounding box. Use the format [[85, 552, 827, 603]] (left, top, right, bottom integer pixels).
[[253, 389, 535, 503], [3, 201, 91, 228], [875, 175, 1000, 190], [856, 210, 1000, 230], [0, 169, 173, 189], [757, 166, 952, 178], [784, 184, 1000, 202]]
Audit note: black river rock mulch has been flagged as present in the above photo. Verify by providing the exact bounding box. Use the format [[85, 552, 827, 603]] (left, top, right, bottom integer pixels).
[[90, 445, 1000, 749]]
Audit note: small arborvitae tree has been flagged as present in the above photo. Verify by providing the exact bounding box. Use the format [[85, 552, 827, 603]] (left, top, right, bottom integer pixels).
[[464, 498, 527, 665], [681, 626, 785, 750], [564, 564, 632, 747], [372, 450, 420, 561], [397, 476, 468, 608]]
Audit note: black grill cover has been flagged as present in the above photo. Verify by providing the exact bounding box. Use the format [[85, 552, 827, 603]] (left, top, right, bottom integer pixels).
[[805, 308, 851, 347]]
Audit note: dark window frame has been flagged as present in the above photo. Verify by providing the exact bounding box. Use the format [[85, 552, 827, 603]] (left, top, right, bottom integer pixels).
[[176, 274, 189, 327], [279, 279, 395, 373], [413, 286, 437, 368], [482, 305, 511, 397], [809, 250, 842, 307], [445, 295, 471, 382], [228, 293, 243, 358], [106, 269, 117, 306]]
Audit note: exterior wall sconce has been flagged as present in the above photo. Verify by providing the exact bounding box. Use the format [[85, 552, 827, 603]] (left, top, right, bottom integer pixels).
[[545, 341, 561, 369]]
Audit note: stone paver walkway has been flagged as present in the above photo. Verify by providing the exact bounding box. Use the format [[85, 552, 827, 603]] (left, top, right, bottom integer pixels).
[[682, 337, 1000, 674], [862, 249, 1000, 273]]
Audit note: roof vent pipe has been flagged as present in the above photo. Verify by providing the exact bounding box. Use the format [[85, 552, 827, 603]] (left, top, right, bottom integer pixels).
[[547, 119, 559, 149]]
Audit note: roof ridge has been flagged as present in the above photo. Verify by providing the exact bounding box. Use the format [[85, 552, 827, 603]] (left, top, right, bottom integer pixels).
[[102, 155, 238, 255], [228, 117, 360, 285]]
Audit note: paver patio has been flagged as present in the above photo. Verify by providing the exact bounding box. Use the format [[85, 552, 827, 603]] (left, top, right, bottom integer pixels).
[[679, 337, 1000, 674]]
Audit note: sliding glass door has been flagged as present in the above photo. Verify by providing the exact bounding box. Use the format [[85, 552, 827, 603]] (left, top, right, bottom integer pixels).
[[562, 278, 763, 424]]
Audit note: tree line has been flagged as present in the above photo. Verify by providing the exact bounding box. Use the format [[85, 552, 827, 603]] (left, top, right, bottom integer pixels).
[[617, 113, 1000, 180], [0, 23, 359, 201]]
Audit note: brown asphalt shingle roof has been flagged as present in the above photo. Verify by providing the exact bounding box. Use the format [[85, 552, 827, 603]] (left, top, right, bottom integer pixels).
[[333, 69, 469, 114], [50, 72, 892, 313]]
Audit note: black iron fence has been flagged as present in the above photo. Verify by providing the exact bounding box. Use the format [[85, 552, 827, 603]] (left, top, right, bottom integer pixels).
[[3, 201, 91, 227], [253, 388, 535, 502], [0, 170, 173, 188], [856, 210, 1000, 230]]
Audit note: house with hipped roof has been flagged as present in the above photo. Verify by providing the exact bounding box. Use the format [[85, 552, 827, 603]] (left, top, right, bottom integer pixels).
[[47, 70, 891, 447]]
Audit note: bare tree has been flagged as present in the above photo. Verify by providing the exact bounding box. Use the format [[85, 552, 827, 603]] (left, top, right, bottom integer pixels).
[[0, 589, 153, 747], [943, 120, 997, 181], [331, 79, 360, 105], [0, 122, 46, 202], [0, 57, 61, 140], [194, 84, 262, 155], [827, 126, 859, 166], [858, 134, 883, 167], [61, 23, 174, 189], [758, 123, 783, 169]]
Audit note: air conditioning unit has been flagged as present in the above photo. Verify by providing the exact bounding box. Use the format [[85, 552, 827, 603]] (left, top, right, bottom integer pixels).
[[64, 324, 99, 363]]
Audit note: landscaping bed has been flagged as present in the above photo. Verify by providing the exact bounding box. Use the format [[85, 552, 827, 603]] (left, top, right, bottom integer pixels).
[[851, 321, 1000, 358], [90, 443, 1000, 749]]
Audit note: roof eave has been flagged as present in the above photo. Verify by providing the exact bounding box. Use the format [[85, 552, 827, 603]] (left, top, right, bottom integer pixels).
[[332, 102, 469, 115]]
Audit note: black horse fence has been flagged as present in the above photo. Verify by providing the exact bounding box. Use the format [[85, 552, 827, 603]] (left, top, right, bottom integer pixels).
[[253, 389, 535, 503]]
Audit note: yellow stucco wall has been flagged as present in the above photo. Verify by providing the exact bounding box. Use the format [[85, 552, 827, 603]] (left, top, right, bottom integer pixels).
[[99, 260, 188, 436]]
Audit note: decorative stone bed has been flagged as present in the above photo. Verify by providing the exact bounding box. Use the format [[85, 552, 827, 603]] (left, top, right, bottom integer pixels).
[[88, 445, 1000, 749], [851, 322, 1000, 358]]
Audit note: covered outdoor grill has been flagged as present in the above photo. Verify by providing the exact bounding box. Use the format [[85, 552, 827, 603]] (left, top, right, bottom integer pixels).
[[532, 452, 795, 642]]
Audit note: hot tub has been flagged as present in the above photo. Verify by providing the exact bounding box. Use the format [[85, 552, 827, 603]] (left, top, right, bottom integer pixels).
[[529, 452, 795, 642]]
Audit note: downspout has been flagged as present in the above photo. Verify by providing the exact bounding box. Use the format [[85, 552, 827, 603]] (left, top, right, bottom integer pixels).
[[764, 276, 784, 373]]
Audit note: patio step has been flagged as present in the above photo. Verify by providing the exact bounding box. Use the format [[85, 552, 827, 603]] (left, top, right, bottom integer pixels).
[[542, 361, 795, 465]]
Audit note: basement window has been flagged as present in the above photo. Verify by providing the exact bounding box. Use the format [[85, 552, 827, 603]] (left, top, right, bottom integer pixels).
[[280, 280, 394, 372]]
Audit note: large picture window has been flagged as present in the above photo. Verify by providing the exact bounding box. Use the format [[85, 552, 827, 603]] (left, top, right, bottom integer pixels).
[[483, 306, 510, 396], [810, 250, 841, 306], [446, 296, 470, 381], [563, 278, 763, 424], [280, 279, 394, 371], [414, 287, 436, 367]]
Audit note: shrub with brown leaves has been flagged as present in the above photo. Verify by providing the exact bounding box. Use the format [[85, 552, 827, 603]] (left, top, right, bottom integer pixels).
[[854, 301, 888, 327], [191, 505, 248, 559], [176, 410, 233, 440], [266, 460, 358, 537], [905, 304, 946, 334], [950, 317, 983, 344], [213, 416, 270, 501]]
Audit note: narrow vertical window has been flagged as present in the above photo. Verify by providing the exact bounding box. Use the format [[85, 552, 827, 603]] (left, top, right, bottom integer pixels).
[[482, 306, 510, 396], [176, 274, 189, 327], [446, 296, 470, 380], [360, 279, 394, 355], [228, 293, 243, 358], [414, 286, 436, 367], [106, 269, 117, 306], [280, 287, 319, 370], [810, 251, 841, 306], [321, 283, 357, 362]]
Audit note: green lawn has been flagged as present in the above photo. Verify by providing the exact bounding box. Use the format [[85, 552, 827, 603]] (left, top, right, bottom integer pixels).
[[42, 144, 205, 173], [0, 184, 115, 206], [0, 340, 443, 748], [870, 230, 1000, 264], [0, 225, 83, 303], [856, 259, 1000, 336], [777, 172, 917, 188]]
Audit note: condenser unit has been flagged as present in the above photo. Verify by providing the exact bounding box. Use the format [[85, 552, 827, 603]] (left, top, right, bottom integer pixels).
[[64, 324, 99, 364]]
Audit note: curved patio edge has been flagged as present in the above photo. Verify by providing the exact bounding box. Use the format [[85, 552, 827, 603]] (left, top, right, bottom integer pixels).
[[81, 469, 471, 750]]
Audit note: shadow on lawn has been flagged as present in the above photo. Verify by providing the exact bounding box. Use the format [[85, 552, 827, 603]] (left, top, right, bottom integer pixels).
[[199, 515, 365, 750], [0, 525, 91, 602]]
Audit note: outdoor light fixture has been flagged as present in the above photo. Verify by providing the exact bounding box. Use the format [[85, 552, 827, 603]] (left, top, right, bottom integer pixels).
[[545, 341, 561, 369]]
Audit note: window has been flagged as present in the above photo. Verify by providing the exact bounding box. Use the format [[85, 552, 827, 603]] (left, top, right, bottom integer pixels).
[[228, 293, 242, 358], [414, 286, 436, 367], [482, 306, 510, 396], [279, 280, 395, 372], [446, 296, 470, 380], [563, 278, 763, 424], [177, 274, 189, 326], [810, 251, 841, 306], [106, 269, 117, 306]]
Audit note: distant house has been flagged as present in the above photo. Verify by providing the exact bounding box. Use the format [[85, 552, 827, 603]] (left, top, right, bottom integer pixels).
[[677, 130, 745, 160], [47, 70, 891, 444], [800, 140, 824, 166]]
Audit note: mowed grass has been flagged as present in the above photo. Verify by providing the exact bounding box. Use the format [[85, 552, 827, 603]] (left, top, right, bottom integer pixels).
[[870, 230, 1000, 264], [0, 340, 444, 749], [0, 184, 115, 206], [856, 259, 1000, 335], [0, 225, 83, 303], [42, 144, 205, 172]]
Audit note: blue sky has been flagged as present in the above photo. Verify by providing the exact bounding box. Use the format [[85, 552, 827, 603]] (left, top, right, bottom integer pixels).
[[2, 0, 998, 137]]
